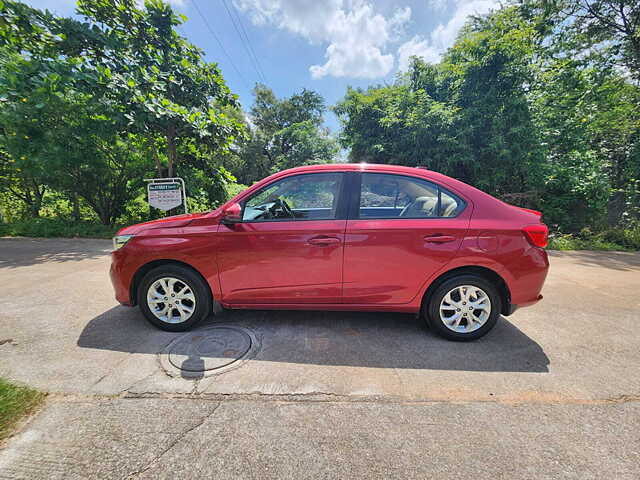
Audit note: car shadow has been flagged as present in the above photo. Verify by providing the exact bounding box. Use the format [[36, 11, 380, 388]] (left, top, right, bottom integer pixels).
[[78, 306, 549, 373]]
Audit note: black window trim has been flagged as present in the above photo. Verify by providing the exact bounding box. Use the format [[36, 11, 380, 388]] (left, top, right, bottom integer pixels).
[[347, 172, 467, 221], [238, 171, 350, 223]]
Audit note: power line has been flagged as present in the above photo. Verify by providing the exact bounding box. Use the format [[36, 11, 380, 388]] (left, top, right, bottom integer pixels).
[[227, 0, 268, 84], [220, 0, 267, 84], [187, 0, 251, 88]]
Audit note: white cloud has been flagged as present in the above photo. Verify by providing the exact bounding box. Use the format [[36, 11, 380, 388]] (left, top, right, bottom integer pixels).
[[398, 36, 440, 71], [397, 0, 499, 71], [429, 0, 449, 13], [234, 0, 412, 79]]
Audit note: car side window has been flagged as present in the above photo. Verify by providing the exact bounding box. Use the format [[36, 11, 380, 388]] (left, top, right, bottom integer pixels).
[[242, 173, 343, 222], [358, 173, 463, 219]]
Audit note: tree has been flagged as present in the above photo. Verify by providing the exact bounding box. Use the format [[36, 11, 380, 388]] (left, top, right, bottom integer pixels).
[[233, 85, 337, 184], [519, 0, 640, 226], [0, 47, 147, 225], [522, 0, 640, 80], [0, 0, 246, 222], [336, 7, 543, 196], [75, 0, 246, 179], [334, 82, 459, 167]]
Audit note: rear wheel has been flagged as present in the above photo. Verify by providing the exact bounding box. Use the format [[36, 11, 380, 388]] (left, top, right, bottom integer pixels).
[[424, 274, 501, 341], [138, 264, 211, 332]]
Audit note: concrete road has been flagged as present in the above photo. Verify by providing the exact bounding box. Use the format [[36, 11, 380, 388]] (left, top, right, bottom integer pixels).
[[0, 237, 639, 478]]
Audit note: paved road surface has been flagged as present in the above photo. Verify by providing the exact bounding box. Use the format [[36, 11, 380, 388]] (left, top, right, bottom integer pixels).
[[0, 238, 638, 478]]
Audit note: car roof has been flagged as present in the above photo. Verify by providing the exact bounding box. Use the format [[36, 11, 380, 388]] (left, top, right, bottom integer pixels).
[[277, 163, 425, 175], [217, 162, 521, 219], [272, 163, 472, 195]]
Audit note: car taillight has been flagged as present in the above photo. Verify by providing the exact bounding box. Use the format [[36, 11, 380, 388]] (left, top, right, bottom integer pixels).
[[523, 224, 548, 248]]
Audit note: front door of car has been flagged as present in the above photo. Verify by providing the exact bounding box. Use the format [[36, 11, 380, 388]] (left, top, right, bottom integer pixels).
[[342, 172, 471, 305], [216, 172, 347, 304]]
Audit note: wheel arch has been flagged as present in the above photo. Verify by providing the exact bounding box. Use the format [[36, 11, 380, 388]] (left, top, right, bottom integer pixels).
[[130, 259, 219, 311], [420, 265, 512, 316]]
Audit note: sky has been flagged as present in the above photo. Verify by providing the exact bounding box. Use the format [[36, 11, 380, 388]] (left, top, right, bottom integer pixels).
[[21, 0, 499, 132]]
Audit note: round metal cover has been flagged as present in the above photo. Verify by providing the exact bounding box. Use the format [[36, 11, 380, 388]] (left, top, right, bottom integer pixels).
[[160, 325, 258, 377]]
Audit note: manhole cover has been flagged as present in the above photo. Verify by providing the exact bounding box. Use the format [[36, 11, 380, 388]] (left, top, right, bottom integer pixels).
[[159, 325, 259, 378]]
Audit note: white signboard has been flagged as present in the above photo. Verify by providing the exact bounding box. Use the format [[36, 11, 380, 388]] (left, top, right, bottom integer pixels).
[[148, 182, 183, 211]]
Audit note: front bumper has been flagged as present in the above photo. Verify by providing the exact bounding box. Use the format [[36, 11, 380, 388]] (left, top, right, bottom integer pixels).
[[110, 249, 133, 305]]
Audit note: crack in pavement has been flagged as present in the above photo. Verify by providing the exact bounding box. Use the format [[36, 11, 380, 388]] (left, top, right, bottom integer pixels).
[[125, 402, 221, 479], [118, 390, 640, 406], [91, 354, 134, 388]]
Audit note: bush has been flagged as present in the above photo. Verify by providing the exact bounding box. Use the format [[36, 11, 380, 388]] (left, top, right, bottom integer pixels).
[[599, 226, 640, 250], [226, 182, 249, 201], [0, 218, 119, 238], [548, 226, 640, 251]]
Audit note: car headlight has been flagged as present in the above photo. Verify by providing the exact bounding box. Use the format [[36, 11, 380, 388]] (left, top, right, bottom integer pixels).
[[113, 234, 134, 250]]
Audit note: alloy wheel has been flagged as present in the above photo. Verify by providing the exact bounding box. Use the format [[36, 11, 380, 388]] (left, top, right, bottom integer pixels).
[[146, 277, 196, 324], [439, 284, 492, 333]]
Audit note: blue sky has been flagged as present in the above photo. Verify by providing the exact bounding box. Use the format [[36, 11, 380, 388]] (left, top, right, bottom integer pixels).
[[22, 0, 499, 132]]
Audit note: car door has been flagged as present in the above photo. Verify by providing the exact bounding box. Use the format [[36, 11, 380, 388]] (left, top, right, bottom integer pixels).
[[343, 172, 471, 305], [216, 171, 347, 304]]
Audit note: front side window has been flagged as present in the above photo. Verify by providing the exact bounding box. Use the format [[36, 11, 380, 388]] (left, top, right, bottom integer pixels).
[[242, 173, 343, 222], [358, 173, 463, 219]]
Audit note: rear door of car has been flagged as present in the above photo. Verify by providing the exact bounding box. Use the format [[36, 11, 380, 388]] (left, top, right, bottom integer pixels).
[[342, 171, 471, 305]]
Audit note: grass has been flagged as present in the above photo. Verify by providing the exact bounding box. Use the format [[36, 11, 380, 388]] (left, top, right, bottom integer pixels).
[[0, 378, 45, 442], [548, 227, 640, 252], [548, 235, 631, 251], [0, 218, 119, 239]]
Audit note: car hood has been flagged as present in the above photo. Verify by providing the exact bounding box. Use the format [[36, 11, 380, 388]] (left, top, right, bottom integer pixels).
[[116, 212, 210, 235]]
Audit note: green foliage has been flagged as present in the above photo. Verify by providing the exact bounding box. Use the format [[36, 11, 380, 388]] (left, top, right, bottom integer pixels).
[[0, 378, 45, 441], [74, 0, 246, 177], [0, 218, 119, 238], [335, 8, 542, 196], [548, 226, 640, 251], [0, 0, 247, 224], [1, 0, 638, 249], [230, 85, 338, 184], [225, 182, 249, 201], [335, 3, 640, 237]]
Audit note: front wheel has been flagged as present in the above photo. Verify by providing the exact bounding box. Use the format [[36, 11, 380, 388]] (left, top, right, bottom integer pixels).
[[138, 265, 212, 332], [424, 275, 501, 341]]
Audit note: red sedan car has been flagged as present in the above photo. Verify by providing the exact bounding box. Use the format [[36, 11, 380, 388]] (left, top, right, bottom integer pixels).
[[110, 164, 548, 341]]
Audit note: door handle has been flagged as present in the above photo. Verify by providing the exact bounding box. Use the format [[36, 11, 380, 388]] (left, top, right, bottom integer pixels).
[[308, 236, 341, 246], [424, 234, 456, 243]]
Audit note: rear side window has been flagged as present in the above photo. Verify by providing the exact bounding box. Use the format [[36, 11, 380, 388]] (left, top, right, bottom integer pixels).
[[358, 173, 464, 219]]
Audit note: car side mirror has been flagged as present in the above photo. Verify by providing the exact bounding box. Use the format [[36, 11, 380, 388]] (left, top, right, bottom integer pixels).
[[221, 202, 242, 224]]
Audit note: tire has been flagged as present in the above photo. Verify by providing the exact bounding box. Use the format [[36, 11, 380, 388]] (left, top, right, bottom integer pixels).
[[424, 274, 501, 341], [138, 264, 212, 332]]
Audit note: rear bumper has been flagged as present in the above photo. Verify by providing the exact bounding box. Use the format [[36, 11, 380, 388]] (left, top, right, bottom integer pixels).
[[503, 294, 543, 316], [505, 246, 549, 312]]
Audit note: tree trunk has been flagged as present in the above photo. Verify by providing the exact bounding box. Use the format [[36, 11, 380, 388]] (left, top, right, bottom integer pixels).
[[149, 136, 163, 177], [607, 190, 625, 227], [71, 193, 80, 222], [166, 124, 177, 178], [29, 203, 41, 218], [29, 188, 44, 218]]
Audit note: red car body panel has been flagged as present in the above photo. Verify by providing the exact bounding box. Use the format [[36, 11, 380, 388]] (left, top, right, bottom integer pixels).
[[342, 214, 471, 304], [110, 164, 548, 314], [216, 219, 346, 304]]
